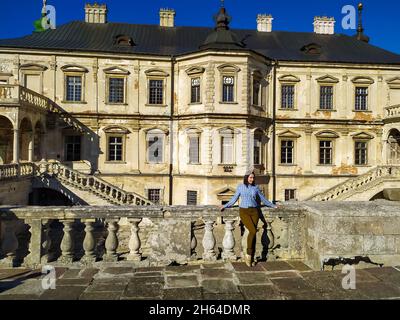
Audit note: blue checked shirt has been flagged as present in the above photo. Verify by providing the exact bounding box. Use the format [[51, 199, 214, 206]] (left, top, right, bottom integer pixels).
[[223, 184, 276, 209]]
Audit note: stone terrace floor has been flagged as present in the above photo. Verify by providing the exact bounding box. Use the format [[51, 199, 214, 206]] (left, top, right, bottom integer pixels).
[[1, 260, 400, 300]]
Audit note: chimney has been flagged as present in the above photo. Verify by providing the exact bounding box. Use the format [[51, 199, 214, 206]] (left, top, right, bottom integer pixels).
[[85, 3, 107, 23], [313, 16, 335, 35], [159, 8, 175, 27], [257, 14, 273, 32]]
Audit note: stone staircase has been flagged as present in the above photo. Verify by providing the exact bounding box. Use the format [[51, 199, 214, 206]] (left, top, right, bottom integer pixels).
[[308, 165, 400, 201], [34, 161, 153, 206]]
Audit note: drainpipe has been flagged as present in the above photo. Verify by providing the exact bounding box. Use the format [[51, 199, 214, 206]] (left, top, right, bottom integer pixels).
[[272, 59, 278, 203], [169, 56, 176, 205]]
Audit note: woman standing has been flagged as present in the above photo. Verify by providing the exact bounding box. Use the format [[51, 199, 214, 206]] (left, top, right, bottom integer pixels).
[[219, 171, 278, 267]]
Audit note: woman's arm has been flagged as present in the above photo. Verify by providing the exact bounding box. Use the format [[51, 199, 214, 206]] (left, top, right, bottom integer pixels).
[[223, 185, 241, 209], [256, 186, 277, 208]]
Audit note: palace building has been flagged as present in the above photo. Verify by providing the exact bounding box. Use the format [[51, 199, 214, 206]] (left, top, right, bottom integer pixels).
[[1, 2, 400, 206]]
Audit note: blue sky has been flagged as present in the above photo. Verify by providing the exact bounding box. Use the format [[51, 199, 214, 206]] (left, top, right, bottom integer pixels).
[[1, 0, 399, 54]]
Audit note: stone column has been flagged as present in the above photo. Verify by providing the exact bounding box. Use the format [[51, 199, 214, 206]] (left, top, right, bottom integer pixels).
[[60, 220, 75, 263], [28, 130, 35, 162], [202, 219, 217, 261], [190, 221, 197, 258], [12, 128, 19, 164], [0, 221, 18, 267], [127, 218, 142, 261], [82, 219, 96, 264], [104, 219, 119, 262], [222, 219, 236, 260]]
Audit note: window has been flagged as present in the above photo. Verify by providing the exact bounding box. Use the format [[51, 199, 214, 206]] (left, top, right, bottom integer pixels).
[[149, 79, 164, 105], [281, 85, 295, 109], [221, 135, 234, 164], [66, 76, 82, 102], [108, 78, 124, 103], [355, 87, 368, 111], [281, 140, 294, 164], [222, 76, 235, 102], [191, 77, 201, 103], [355, 141, 368, 165], [320, 86, 333, 110], [254, 135, 262, 165], [147, 132, 164, 163], [284, 189, 296, 201], [187, 190, 198, 205], [319, 140, 332, 165], [65, 136, 81, 161], [108, 136, 123, 161], [148, 189, 161, 204], [189, 135, 200, 164], [253, 78, 261, 106]]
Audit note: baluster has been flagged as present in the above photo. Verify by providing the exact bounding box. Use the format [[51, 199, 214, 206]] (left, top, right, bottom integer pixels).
[[222, 219, 236, 261], [202, 219, 217, 261], [60, 220, 75, 263], [0, 220, 19, 267], [24, 219, 43, 267], [81, 219, 96, 264], [104, 219, 119, 262], [190, 221, 197, 258], [266, 219, 275, 250], [41, 220, 52, 263], [127, 218, 142, 261]]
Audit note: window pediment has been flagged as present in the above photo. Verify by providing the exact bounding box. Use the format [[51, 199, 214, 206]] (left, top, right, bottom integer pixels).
[[315, 130, 339, 139], [186, 127, 203, 135], [316, 75, 339, 84], [61, 65, 89, 73], [351, 76, 374, 85], [277, 130, 301, 139], [186, 66, 205, 76], [351, 132, 374, 140], [103, 66, 130, 75], [278, 74, 300, 83], [217, 64, 240, 73], [145, 69, 169, 77], [103, 126, 130, 134], [145, 127, 169, 135], [216, 187, 236, 197], [218, 127, 240, 135], [387, 77, 400, 89], [20, 63, 48, 71]]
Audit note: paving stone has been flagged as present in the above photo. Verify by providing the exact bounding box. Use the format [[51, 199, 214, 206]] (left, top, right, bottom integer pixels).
[[80, 291, 122, 300], [200, 269, 233, 279], [54, 267, 69, 279], [235, 272, 272, 285], [134, 271, 163, 277], [123, 283, 163, 298], [165, 275, 199, 288], [129, 276, 165, 287], [86, 281, 127, 292], [282, 290, 327, 300], [40, 285, 86, 300], [267, 271, 301, 279], [92, 278, 130, 286], [203, 293, 245, 300], [231, 262, 264, 272], [355, 281, 400, 299], [56, 278, 93, 286], [201, 263, 226, 269], [202, 279, 239, 294], [0, 294, 39, 300], [102, 267, 134, 275], [0, 269, 32, 281], [287, 261, 313, 272], [60, 269, 81, 279], [0, 279, 45, 296], [163, 287, 202, 300], [258, 261, 295, 272], [239, 285, 284, 300], [271, 277, 315, 293], [79, 268, 99, 279], [363, 267, 400, 286], [135, 266, 165, 272], [165, 265, 200, 273]]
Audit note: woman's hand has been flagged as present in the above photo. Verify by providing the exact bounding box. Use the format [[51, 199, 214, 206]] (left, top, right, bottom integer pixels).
[[219, 205, 225, 212]]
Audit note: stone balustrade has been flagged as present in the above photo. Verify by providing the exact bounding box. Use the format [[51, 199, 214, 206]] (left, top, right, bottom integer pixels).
[[0, 205, 303, 268], [0, 162, 34, 181], [385, 104, 400, 119]]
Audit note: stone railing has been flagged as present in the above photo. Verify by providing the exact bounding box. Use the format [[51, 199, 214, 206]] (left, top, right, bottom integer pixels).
[[35, 161, 153, 206], [0, 205, 304, 268], [0, 85, 86, 133], [0, 162, 35, 181], [309, 165, 400, 201], [385, 104, 400, 119]]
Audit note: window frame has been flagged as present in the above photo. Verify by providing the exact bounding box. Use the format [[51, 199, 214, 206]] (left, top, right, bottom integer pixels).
[[284, 189, 297, 201], [218, 64, 240, 104], [107, 76, 126, 104], [253, 132, 263, 166], [354, 86, 369, 111], [187, 132, 201, 165], [319, 140, 333, 165], [280, 84, 296, 110], [354, 140, 368, 166], [319, 85, 334, 110], [107, 135, 124, 162], [64, 135, 82, 162], [280, 139, 295, 165], [186, 190, 198, 205]]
